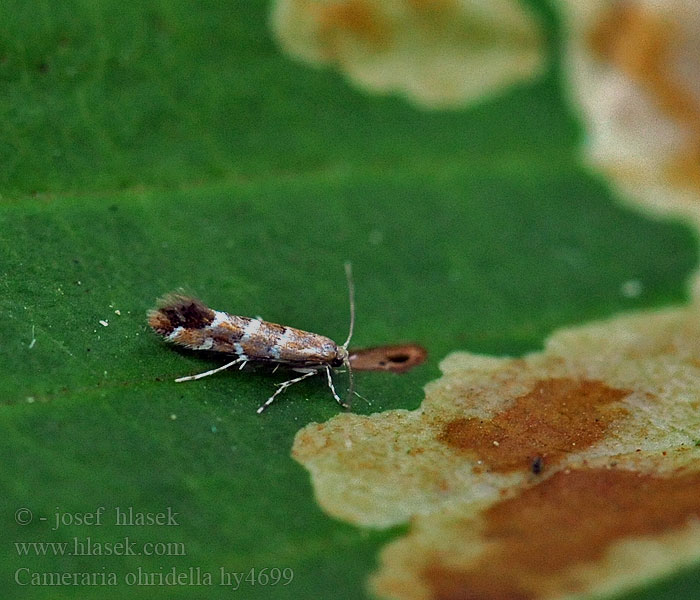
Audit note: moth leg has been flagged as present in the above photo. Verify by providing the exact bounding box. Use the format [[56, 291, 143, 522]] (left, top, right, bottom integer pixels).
[[175, 357, 246, 382], [257, 369, 318, 414], [326, 365, 349, 409]]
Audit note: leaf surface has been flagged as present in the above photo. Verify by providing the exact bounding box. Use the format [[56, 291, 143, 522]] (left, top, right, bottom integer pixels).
[[1, 1, 697, 598]]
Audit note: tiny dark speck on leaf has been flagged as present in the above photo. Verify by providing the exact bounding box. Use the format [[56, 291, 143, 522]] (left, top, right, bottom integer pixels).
[[37, 62, 49, 73], [531, 455, 544, 475]]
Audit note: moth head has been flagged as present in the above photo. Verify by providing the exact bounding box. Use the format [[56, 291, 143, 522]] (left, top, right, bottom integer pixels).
[[333, 345, 349, 368]]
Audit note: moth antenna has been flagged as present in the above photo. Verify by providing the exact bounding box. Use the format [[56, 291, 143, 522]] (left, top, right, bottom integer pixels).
[[342, 261, 355, 349]]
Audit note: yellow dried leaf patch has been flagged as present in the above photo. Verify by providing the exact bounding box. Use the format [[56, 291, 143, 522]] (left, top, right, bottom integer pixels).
[[559, 0, 700, 219], [270, 0, 544, 108], [293, 306, 700, 598]]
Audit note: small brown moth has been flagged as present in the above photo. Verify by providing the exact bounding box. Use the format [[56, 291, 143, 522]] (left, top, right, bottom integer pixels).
[[148, 264, 356, 413]]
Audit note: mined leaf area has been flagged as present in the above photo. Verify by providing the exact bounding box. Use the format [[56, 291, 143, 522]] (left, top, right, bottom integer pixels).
[[295, 307, 700, 599], [0, 1, 697, 599]]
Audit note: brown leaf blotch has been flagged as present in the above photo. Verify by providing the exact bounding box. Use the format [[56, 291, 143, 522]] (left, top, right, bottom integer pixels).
[[438, 378, 630, 472], [423, 468, 700, 600]]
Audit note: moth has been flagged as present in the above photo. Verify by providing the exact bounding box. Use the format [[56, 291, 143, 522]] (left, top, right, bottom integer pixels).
[[148, 264, 356, 413]]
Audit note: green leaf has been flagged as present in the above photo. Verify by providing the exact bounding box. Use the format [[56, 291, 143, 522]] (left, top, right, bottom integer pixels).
[[1, 1, 697, 599]]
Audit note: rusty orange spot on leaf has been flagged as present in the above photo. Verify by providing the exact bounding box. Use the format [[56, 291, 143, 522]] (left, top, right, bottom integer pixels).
[[438, 378, 630, 472], [587, 4, 700, 130], [319, 0, 389, 50], [349, 343, 427, 373]]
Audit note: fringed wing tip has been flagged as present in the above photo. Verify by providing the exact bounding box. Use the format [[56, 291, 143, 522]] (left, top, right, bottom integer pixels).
[[153, 290, 199, 309], [147, 291, 215, 336]]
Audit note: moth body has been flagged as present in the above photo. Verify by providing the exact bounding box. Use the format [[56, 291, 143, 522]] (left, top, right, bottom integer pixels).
[[148, 264, 356, 413], [148, 296, 346, 367]]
